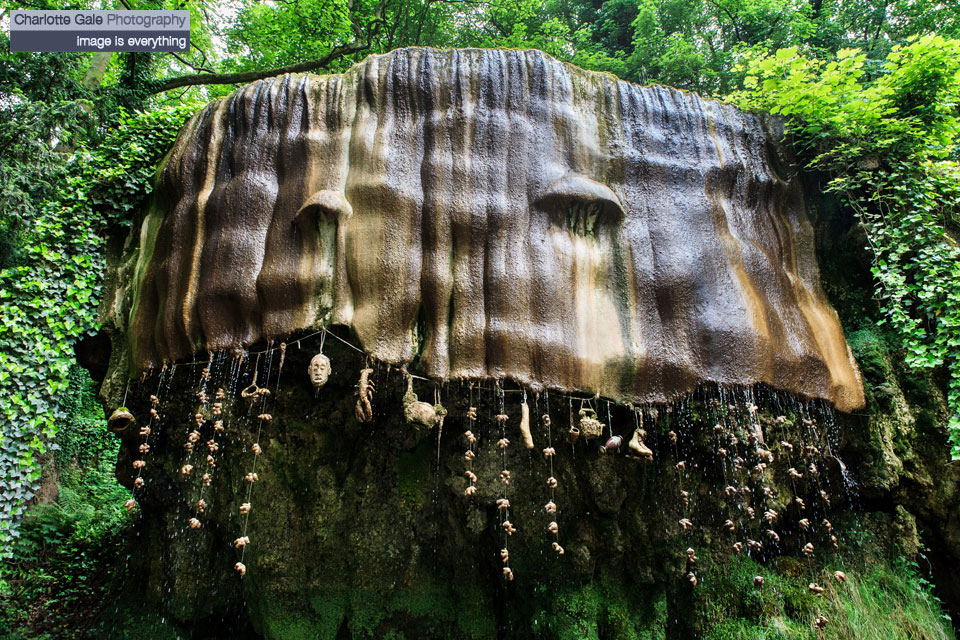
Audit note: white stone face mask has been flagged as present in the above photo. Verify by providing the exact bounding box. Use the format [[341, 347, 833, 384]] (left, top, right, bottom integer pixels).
[[307, 353, 331, 389]]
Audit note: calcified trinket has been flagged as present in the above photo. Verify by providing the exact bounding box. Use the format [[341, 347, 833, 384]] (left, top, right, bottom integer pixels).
[[307, 353, 331, 388]]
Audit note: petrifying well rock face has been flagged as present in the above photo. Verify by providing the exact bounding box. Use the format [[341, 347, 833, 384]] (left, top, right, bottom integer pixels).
[[111, 47, 864, 411]]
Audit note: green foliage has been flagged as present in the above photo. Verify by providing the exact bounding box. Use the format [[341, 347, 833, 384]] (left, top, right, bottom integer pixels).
[[526, 577, 667, 639], [728, 35, 960, 456], [54, 367, 123, 478], [188, 0, 960, 96], [627, 0, 816, 93], [696, 554, 953, 639], [0, 30, 94, 269], [0, 368, 131, 638], [0, 104, 199, 550]]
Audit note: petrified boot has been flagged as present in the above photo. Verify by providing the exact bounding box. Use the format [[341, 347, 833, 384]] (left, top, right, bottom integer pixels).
[[628, 428, 653, 460]]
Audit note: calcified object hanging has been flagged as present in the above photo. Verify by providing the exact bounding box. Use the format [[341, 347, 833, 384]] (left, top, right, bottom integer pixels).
[[231, 355, 280, 578], [108, 48, 864, 418], [355, 368, 375, 423], [307, 353, 331, 389], [180, 361, 217, 531], [603, 435, 622, 453], [125, 391, 162, 512], [108, 407, 135, 435], [519, 397, 534, 450], [463, 387, 479, 498], [192, 386, 228, 528], [578, 408, 603, 441], [402, 377, 441, 429], [541, 398, 563, 556], [628, 423, 653, 460], [495, 386, 516, 579]]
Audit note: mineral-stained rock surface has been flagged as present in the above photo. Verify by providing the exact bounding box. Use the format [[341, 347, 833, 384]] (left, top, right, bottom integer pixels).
[[107, 47, 863, 412], [87, 49, 960, 640]]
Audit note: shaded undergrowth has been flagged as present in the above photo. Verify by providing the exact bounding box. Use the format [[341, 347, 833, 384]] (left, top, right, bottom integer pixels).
[[698, 551, 954, 640]]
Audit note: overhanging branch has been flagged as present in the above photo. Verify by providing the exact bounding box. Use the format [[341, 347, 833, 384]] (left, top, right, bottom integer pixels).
[[148, 42, 370, 94]]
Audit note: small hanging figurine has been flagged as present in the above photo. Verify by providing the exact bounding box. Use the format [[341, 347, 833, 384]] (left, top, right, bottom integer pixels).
[[355, 368, 375, 423], [308, 353, 331, 389], [519, 396, 534, 449]]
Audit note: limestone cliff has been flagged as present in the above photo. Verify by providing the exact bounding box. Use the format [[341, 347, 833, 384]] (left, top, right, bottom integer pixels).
[[105, 47, 863, 412], [87, 49, 960, 640]]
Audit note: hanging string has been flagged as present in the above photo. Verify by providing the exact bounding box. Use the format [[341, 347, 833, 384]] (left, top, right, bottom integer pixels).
[[434, 385, 443, 463], [192, 353, 239, 527], [125, 369, 170, 513], [713, 396, 741, 554], [606, 401, 613, 439], [233, 352, 272, 577], [180, 353, 215, 531], [496, 381, 515, 581], [542, 391, 562, 556], [463, 382, 479, 500]]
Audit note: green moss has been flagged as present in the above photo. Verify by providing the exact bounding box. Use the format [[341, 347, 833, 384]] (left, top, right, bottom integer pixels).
[[262, 614, 325, 640], [524, 575, 667, 640], [250, 573, 495, 640], [310, 592, 347, 639], [397, 442, 432, 516], [847, 329, 894, 385], [693, 554, 954, 640]]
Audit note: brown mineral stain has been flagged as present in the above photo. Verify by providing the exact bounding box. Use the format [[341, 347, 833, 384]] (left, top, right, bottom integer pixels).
[[111, 48, 863, 411]]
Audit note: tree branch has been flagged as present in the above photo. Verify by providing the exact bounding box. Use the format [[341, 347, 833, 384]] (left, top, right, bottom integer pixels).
[[168, 50, 216, 74], [149, 41, 369, 94]]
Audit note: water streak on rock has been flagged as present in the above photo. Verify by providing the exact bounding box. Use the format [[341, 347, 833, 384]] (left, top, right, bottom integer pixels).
[[113, 47, 863, 411]]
